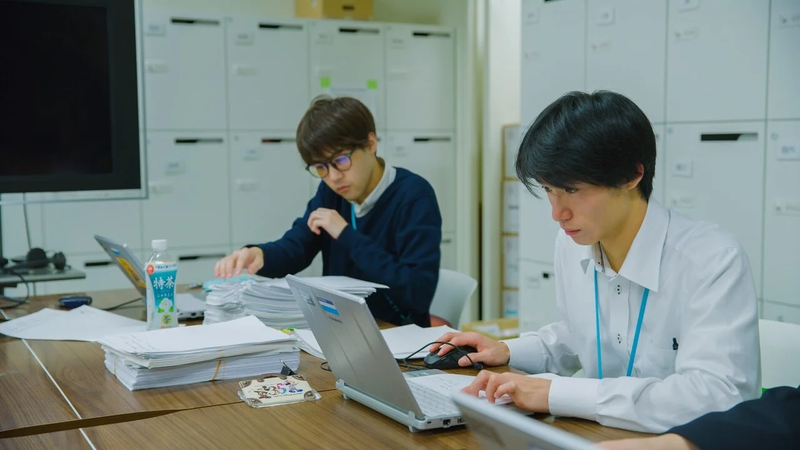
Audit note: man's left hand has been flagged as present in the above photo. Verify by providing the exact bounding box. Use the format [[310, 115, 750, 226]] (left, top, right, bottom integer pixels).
[[308, 208, 349, 239], [462, 371, 551, 413]]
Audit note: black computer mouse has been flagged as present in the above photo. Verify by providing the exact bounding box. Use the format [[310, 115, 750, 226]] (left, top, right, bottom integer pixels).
[[423, 345, 481, 370]]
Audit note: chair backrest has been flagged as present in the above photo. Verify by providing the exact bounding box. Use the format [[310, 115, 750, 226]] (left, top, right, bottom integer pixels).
[[429, 269, 478, 329], [759, 319, 800, 390]]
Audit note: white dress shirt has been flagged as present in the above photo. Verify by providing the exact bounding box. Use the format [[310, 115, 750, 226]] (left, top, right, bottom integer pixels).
[[351, 159, 396, 218], [503, 199, 760, 433]]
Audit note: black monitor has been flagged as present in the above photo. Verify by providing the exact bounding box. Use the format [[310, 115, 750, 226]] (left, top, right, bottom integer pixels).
[[0, 0, 143, 195]]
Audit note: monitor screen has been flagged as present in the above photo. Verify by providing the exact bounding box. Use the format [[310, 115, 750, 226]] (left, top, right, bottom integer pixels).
[[0, 0, 142, 194]]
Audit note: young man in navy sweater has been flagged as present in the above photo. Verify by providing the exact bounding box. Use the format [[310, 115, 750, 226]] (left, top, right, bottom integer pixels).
[[214, 96, 442, 327]]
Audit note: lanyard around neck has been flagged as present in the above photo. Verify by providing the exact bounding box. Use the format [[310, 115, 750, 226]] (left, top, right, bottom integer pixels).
[[350, 204, 357, 231], [594, 269, 650, 379]]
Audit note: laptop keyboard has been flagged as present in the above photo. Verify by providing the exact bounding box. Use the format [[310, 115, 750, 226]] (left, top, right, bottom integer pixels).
[[408, 381, 460, 417]]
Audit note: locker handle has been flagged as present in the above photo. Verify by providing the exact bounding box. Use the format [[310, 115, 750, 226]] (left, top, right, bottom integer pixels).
[[261, 138, 296, 144], [441, 239, 452, 244], [174, 138, 224, 145], [542, 272, 552, 279], [412, 31, 451, 38], [413, 137, 452, 143], [171, 18, 220, 26], [84, 260, 112, 268], [179, 253, 226, 261], [699, 133, 758, 142], [259, 23, 303, 30], [338, 27, 380, 35]]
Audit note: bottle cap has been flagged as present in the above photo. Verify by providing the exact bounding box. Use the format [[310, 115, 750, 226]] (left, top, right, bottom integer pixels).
[[152, 239, 168, 252]]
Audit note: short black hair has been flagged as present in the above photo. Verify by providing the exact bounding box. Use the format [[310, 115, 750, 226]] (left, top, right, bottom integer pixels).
[[515, 90, 656, 201], [296, 95, 375, 165]]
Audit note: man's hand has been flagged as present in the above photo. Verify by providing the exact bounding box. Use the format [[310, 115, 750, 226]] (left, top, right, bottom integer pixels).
[[428, 332, 511, 367], [214, 247, 264, 278], [462, 371, 552, 413], [308, 208, 348, 239], [600, 434, 698, 450]]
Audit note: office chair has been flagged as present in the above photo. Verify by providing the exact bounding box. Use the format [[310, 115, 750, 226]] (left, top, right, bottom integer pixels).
[[429, 269, 477, 329], [759, 319, 800, 392]]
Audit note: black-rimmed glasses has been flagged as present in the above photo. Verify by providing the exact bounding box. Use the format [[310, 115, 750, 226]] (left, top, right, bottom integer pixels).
[[306, 149, 358, 178]]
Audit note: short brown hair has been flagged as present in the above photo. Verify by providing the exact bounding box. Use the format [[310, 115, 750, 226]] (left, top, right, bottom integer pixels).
[[296, 95, 376, 165]]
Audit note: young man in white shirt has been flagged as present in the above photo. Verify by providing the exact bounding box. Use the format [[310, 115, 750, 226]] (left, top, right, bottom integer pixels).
[[432, 90, 760, 432]]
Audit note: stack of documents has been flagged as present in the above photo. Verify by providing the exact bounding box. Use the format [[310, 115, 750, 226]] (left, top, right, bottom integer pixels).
[[0, 305, 147, 341], [294, 324, 458, 360], [203, 276, 388, 329], [98, 315, 300, 390]]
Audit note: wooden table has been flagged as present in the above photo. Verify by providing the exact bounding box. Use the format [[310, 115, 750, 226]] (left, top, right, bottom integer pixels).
[[0, 288, 649, 448]]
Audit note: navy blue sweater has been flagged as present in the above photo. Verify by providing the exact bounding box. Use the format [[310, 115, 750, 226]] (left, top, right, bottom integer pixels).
[[252, 168, 442, 327]]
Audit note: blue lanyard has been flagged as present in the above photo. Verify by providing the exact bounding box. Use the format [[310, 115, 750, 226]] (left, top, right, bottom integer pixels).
[[350, 205, 357, 230], [594, 269, 650, 379]]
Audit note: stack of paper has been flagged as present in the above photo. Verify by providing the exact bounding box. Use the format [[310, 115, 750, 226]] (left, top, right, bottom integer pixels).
[[294, 324, 458, 361], [98, 315, 300, 390], [203, 276, 388, 329]]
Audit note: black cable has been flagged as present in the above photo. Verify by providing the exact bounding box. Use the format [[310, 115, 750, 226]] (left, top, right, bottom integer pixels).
[[0, 269, 30, 309], [320, 361, 331, 372], [400, 341, 483, 372], [22, 193, 32, 251], [102, 297, 143, 311]]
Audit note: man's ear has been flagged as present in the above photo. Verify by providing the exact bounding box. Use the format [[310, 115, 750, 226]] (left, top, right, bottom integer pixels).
[[367, 132, 378, 155], [626, 163, 644, 191]]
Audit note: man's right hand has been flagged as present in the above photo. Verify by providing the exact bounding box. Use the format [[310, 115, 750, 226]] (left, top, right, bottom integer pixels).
[[214, 247, 264, 278], [428, 332, 511, 367]]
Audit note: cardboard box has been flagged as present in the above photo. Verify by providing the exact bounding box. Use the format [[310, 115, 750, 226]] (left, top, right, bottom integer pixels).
[[462, 318, 519, 340], [295, 0, 374, 21]]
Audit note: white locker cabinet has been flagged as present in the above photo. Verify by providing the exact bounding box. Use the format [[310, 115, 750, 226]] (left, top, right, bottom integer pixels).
[[762, 301, 800, 326], [385, 24, 455, 132], [664, 122, 766, 296], [226, 17, 310, 131], [385, 133, 456, 234], [142, 132, 230, 249], [308, 20, 385, 131], [768, 0, 800, 120], [652, 124, 666, 205], [587, 0, 668, 123], [41, 253, 138, 295], [170, 246, 230, 284], [503, 236, 519, 288], [763, 121, 800, 307], [503, 181, 520, 234], [441, 234, 456, 271], [41, 200, 142, 255], [0, 194, 44, 259], [229, 133, 310, 246], [666, 0, 769, 122], [518, 260, 558, 333], [519, 188, 560, 264], [520, 0, 586, 126], [142, 11, 227, 130]]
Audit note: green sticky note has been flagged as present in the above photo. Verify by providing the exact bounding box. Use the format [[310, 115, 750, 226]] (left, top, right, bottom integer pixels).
[[367, 79, 378, 90], [320, 77, 331, 88]]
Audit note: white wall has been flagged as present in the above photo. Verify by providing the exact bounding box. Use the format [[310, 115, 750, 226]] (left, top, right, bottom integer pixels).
[[480, 0, 521, 319]]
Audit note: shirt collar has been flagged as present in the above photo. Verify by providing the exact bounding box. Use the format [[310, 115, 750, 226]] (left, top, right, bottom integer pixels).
[[351, 159, 396, 218], [580, 199, 669, 293]]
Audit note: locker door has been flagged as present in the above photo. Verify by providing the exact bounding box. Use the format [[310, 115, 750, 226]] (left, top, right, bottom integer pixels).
[[142, 132, 230, 249], [41, 253, 136, 295], [762, 301, 800, 326], [142, 11, 226, 131], [172, 246, 230, 284], [587, 0, 667, 123], [0, 194, 44, 259], [520, 0, 586, 126], [441, 234, 456, 271], [41, 200, 142, 255], [385, 133, 455, 234], [763, 121, 800, 307], [230, 133, 310, 247], [664, 122, 765, 296], [385, 24, 455, 131], [666, 0, 769, 122], [519, 188, 559, 264], [227, 17, 310, 131], [518, 260, 558, 333], [767, 0, 800, 120], [309, 20, 385, 131]]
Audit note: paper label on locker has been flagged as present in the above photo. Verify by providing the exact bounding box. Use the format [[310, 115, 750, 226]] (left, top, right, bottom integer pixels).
[[590, 40, 612, 52], [234, 31, 254, 45], [145, 60, 169, 74], [524, 8, 540, 25], [777, 142, 800, 161], [316, 31, 333, 45], [675, 27, 700, 41], [145, 22, 166, 36], [777, 11, 800, 28], [671, 160, 693, 178], [164, 160, 185, 175], [677, 0, 701, 13], [774, 200, 800, 216], [596, 7, 615, 25], [242, 148, 261, 161], [388, 37, 406, 49], [232, 64, 258, 76]]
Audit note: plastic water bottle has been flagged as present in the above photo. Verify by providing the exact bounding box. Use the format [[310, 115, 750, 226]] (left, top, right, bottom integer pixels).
[[145, 239, 178, 330]]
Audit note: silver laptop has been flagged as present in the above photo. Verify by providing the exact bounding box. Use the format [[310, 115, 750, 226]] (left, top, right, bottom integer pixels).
[[451, 392, 599, 450], [94, 235, 207, 320], [285, 274, 465, 432]]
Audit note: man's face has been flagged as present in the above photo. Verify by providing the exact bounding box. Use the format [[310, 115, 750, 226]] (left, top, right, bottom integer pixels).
[[315, 135, 378, 203], [542, 182, 635, 246]]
